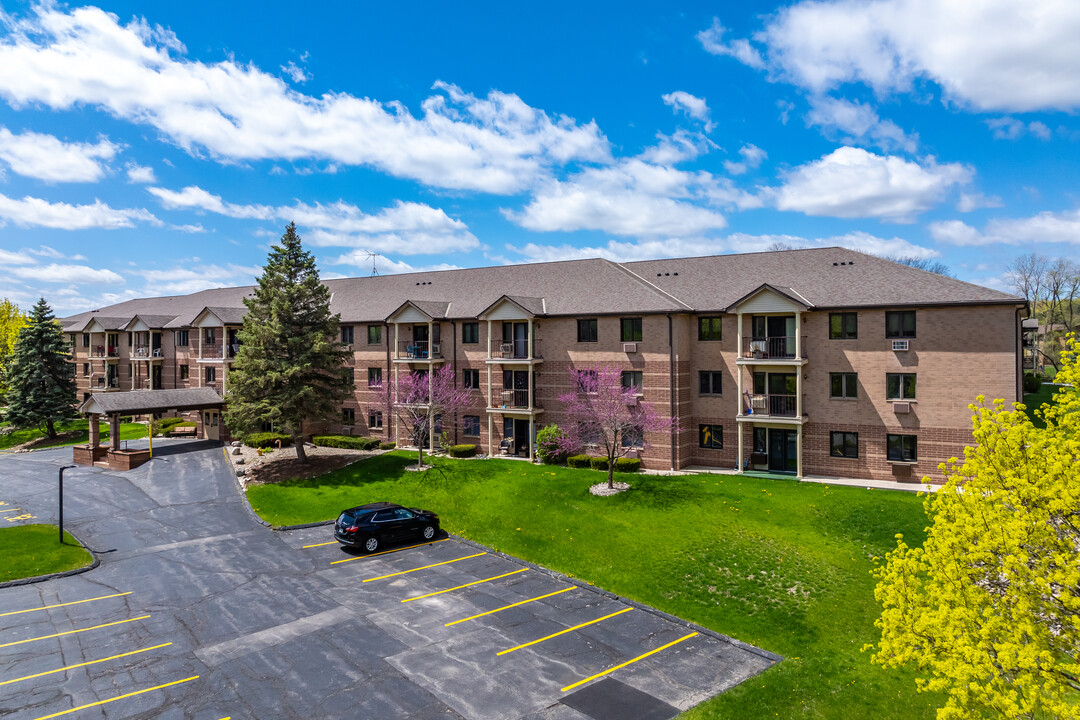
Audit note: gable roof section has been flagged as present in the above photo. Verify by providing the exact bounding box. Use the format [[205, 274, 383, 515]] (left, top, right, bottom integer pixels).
[[727, 284, 812, 311], [79, 387, 224, 415], [478, 295, 547, 318]]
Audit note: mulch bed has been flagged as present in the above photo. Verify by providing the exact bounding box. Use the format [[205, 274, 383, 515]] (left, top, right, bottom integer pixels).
[[238, 444, 377, 485]]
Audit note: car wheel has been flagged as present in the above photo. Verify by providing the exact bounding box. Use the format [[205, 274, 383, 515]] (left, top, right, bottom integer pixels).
[[422, 525, 436, 541], [363, 536, 379, 553]]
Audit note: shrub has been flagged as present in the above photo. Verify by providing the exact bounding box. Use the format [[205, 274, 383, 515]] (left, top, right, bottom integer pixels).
[[379, 442, 396, 450], [590, 456, 610, 471], [567, 454, 591, 469], [448, 444, 476, 458], [536, 424, 569, 464], [244, 432, 293, 449], [312, 435, 380, 450], [614, 457, 642, 473], [119, 415, 133, 423], [1023, 372, 1043, 394], [151, 416, 186, 436]]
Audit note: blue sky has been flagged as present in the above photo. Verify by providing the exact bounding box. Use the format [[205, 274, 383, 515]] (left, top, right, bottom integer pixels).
[[0, 1, 1078, 315]]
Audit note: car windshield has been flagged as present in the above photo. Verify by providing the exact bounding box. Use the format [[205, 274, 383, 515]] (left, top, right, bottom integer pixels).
[[338, 511, 368, 526]]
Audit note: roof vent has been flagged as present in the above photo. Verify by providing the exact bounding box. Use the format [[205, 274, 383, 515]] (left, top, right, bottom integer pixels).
[[673, 272, 678, 276], [833, 262, 838, 266], [664, 272, 670, 276]]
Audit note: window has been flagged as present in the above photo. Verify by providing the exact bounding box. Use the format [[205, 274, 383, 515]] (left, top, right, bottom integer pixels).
[[698, 316, 723, 341], [205, 366, 217, 383], [368, 367, 382, 387], [463, 369, 480, 389], [176, 330, 189, 346], [887, 434, 917, 462], [620, 317, 642, 342], [830, 431, 859, 458], [885, 311, 916, 338], [462, 323, 479, 344], [886, 373, 917, 400], [369, 410, 383, 429], [367, 325, 382, 345], [753, 427, 767, 454], [82, 333, 90, 347], [576, 369, 598, 393], [829, 313, 857, 339], [830, 372, 858, 398], [699, 371, 722, 395], [342, 408, 355, 424], [621, 425, 644, 448], [621, 371, 643, 393], [463, 415, 480, 437], [179, 364, 189, 380], [699, 424, 723, 449], [82, 362, 89, 377], [204, 328, 216, 344], [577, 318, 598, 343], [341, 325, 354, 344]]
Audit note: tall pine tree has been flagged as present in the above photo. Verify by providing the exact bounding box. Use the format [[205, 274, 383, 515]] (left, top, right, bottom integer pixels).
[[225, 223, 353, 462], [4, 298, 77, 438]]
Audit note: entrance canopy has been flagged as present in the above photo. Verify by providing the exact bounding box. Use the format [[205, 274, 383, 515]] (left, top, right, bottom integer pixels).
[[78, 387, 225, 416]]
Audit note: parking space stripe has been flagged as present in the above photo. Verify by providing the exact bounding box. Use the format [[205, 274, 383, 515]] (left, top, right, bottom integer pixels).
[[497, 607, 633, 655], [0, 591, 133, 618], [560, 631, 699, 692], [362, 552, 487, 582], [401, 569, 527, 603], [330, 538, 449, 564], [0, 643, 172, 686], [30, 675, 200, 720], [445, 587, 574, 627], [301, 540, 338, 548], [0, 615, 150, 649]]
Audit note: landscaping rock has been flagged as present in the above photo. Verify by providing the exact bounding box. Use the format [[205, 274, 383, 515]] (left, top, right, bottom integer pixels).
[[230, 446, 242, 455], [236, 467, 246, 476], [235, 458, 245, 465], [589, 481, 630, 496], [231, 441, 242, 447]]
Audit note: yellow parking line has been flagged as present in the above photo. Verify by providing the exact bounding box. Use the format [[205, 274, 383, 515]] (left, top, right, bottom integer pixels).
[[330, 538, 450, 564], [445, 587, 574, 627], [302, 540, 338, 548], [31, 675, 199, 720], [0, 591, 133, 618], [362, 552, 487, 582], [497, 607, 633, 655], [0, 615, 150, 649], [560, 631, 699, 692], [0, 643, 172, 686], [402, 569, 527, 603]]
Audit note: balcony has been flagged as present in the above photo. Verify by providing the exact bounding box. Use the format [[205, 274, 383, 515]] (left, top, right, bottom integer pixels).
[[740, 336, 806, 361], [742, 393, 799, 418], [492, 389, 543, 410], [90, 345, 118, 358], [133, 345, 163, 359], [395, 341, 444, 361], [93, 377, 119, 390], [488, 339, 543, 362]]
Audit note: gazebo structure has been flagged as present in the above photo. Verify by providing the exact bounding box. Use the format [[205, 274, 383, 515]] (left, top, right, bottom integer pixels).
[[74, 387, 225, 470]]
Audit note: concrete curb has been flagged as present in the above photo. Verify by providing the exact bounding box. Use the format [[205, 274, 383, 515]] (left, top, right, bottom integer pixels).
[[0, 531, 100, 589], [449, 533, 784, 665], [221, 445, 337, 531]]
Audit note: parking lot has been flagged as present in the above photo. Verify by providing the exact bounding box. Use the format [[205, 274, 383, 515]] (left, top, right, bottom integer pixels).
[[0, 441, 776, 719]]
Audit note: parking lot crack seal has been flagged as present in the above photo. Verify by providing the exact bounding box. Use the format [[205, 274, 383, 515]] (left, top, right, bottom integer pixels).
[[193, 605, 357, 667]]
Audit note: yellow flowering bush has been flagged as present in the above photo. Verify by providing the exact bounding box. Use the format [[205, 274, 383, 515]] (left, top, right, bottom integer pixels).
[[870, 334, 1080, 720]]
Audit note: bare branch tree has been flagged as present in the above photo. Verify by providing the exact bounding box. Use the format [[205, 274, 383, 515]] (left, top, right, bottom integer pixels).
[[883, 255, 954, 277]]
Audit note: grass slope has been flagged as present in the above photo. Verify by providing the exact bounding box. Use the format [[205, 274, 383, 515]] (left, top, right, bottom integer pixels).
[[0, 524, 93, 582], [247, 453, 940, 719], [0, 418, 146, 451]]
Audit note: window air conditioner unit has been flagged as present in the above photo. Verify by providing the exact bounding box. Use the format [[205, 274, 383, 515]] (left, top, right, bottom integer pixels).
[[893, 402, 911, 414], [892, 340, 909, 351], [623, 343, 638, 353]]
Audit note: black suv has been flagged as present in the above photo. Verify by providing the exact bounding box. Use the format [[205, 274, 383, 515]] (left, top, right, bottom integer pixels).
[[334, 502, 440, 553]]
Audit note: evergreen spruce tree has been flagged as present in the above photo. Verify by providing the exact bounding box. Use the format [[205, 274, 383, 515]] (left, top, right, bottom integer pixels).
[[225, 223, 353, 462], [3, 298, 77, 438]]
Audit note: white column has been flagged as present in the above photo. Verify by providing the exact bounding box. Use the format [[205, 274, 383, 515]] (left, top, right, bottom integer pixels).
[[795, 313, 803, 420], [527, 369, 533, 410], [428, 350, 435, 455], [528, 417, 535, 462], [794, 312, 802, 360], [394, 322, 400, 361], [197, 330, 203, 388], [221, 326, 226, 358], [527, 319, 533, 360], [796, 424, 804, 478], [736, 311, 743, 409], [487, 414, 493, 457], [486, 319, 492, 359], [737, 424, 744, 474]]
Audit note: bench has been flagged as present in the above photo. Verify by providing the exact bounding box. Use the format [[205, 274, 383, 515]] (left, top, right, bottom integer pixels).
[[168, 426, 197, 438]]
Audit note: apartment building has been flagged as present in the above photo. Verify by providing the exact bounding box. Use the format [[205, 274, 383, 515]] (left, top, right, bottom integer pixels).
[[61, 248, 1026, 483]]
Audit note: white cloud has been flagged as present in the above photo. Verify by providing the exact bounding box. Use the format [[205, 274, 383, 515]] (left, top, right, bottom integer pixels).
[[148, 185, 479, 253], [327, 254, 462, 275], [1028, 121, 1052, 140], [10, 263, 124, 284], [0, 6, 610, 193], [772, 147, 972, 222], [130, 264, 258, 294], [280, 61, 308, 84], [125, 162, 156, 183], [697, 19, 765, 69], [732, 0, 1080, 112], [0, 249, 34, 265], [0, 127, 118, 182], [805, 97, 916, 153], [724, 144, 767, 175], [637, 130, 711, 165], [986, 117, 1054, 140], [930, 209, 1080, 245], [956, 192, 1002, 212], [661, 91, 715, 132], [0, 192, 159, 229]]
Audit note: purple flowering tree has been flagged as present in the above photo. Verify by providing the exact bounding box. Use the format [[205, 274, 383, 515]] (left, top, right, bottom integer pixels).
[[557, 365, 677, 489], [392, 364, 473, 468]]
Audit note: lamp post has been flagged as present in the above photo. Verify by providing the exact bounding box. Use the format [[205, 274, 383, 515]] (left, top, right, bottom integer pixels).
[[58, 464, 76, 544]]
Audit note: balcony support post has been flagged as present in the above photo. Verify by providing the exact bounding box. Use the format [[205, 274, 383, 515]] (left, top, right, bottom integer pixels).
[[527, 319, 533, 361], [796, 424, 803, 479], [487, 414, 493, 457], [737, 422, 744, 474], [528, 416, 535, 462], [197, 330, 203, 387], [795, 312, 803, 419]]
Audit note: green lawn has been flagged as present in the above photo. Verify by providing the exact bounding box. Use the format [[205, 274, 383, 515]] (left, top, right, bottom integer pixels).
[[248, 452, 940, 719], [0, 418, 146, 451], [1023, 384, 1061, 429], [0, 524, 93, 582]]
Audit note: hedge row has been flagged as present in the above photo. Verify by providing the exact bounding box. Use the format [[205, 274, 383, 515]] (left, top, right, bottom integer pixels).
[[565, 454, 640, 472], [151, 416, 187, 436], [380, 442, 396, 450], [244, 432, 293, 449], [312, 435, 381, 451], [447, 444, 476, 458]]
